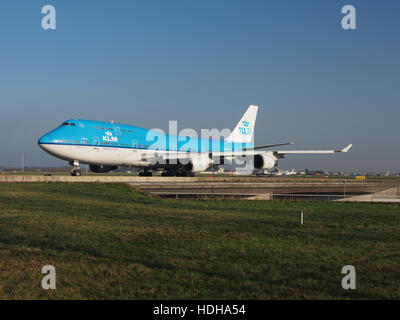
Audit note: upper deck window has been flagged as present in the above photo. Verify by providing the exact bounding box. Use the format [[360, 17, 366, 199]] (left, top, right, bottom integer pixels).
[[61, 122, 76, 127]]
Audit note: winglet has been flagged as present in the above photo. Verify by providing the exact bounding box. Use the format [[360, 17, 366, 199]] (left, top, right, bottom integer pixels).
[[339, 144, 352, 153]]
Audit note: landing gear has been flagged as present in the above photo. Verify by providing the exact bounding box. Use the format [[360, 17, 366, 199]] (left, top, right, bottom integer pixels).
[[71, 168, 82, 176], [161, 168, 194, 177], [176, 166, 194, 177], [139, 169, 152, 177], [70, 160, 82, 176], [176, 171, 194, 177], [161, 169, 176, 177]]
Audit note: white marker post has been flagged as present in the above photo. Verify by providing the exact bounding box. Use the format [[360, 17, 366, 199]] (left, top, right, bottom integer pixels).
[[301, 210, 304, 225]]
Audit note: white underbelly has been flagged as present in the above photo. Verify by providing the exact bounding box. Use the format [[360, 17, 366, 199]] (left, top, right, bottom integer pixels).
[[40, 144, 196, 167], [40, 144, 144, 166]]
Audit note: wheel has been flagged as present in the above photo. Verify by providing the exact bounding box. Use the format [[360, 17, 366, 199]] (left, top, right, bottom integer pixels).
[[162, 170, 176, 176], [71, 169, 81, 176], [162, 170, 176, 177], [177, 171, 192, 177], [176, 167, 185, 176]]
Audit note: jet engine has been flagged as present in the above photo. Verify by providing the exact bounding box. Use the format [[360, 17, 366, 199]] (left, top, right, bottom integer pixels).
[[183, 155, 213, 173], [89, 165, 118, 173], [253, 153, 278, 170]]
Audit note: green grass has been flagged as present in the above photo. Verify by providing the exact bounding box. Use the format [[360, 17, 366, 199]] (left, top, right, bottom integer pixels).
[[0, 183, 399, 299]]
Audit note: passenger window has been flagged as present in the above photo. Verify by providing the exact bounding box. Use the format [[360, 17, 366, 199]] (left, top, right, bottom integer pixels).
[[61, 122, 76, 127]]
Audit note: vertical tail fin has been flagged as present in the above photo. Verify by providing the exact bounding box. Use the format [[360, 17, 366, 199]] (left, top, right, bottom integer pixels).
[[226, 105, 258, 143]]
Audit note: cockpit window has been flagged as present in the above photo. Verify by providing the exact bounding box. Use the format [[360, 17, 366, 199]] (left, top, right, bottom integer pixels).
[[61, 122, 76, 127]]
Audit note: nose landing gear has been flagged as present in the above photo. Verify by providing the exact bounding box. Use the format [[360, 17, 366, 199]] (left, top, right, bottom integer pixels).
[[69, 160, 82, 176]]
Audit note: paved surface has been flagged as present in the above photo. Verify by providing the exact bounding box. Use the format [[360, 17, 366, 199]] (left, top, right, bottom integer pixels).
[[336, 186, 400, 203], [130, 180, 396, 195]]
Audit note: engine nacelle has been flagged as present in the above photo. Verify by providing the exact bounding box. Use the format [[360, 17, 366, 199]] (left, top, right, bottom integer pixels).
[[253, 153, 278, 170], [89, 165, 118, 173], [183, 155, 213, 173]]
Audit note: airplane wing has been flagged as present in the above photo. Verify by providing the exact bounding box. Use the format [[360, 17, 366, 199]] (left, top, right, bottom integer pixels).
[[212, 144, 352, 157], [141, 144, 352, 165], [275, 144, 352, 155]]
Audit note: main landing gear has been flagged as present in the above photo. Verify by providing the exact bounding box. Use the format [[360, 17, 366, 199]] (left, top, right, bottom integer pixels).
[[70, 160, 82, 176], [161, 168, 194, 177], [139, 169, 153, 177]]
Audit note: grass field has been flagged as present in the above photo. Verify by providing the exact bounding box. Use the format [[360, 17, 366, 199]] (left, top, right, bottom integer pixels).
[[0, 183, 399, 299]]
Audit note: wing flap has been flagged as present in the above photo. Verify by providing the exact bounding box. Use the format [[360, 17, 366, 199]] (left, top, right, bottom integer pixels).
[[243, 142, 294, 150]]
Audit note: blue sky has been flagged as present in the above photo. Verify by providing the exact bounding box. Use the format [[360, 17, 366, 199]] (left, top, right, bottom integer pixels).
[[0, 0, 399, 172]]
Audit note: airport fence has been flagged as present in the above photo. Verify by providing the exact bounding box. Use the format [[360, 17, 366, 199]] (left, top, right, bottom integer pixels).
[[150, 192, 258, 200], [270, 193, 345, 201], [150, 191, 400, 202], [150, 192, 347, 201]]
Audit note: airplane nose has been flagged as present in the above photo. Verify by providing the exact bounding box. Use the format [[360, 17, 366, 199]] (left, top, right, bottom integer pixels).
[[38, 136, 47, 152], [38, 134, 49, 145], [38, 133, 54, 152]]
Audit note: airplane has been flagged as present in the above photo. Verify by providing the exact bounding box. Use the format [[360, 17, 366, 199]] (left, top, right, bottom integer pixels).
[[284, 169, 297, 176], [38, 105, 352, 176]]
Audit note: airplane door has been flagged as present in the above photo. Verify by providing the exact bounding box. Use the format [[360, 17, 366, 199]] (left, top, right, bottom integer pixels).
[[114, 125, 121, 136], [93, 136, 99, 151]]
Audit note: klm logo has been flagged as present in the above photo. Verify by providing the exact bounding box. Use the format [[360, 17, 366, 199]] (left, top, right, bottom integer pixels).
[[103, 130, 118, 142], [239, 120, 252, 135]]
